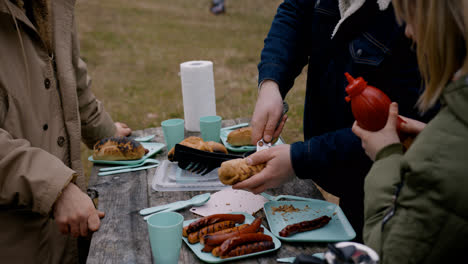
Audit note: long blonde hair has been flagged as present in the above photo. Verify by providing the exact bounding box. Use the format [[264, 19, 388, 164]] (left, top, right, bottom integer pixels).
[[393, 0, 468, 111]]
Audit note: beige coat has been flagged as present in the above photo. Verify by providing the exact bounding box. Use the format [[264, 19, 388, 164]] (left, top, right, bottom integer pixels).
[[0, 0, 116, 263]]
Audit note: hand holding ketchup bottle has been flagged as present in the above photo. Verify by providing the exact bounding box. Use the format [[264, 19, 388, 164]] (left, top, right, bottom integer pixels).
[[344, 72, 413, 149]]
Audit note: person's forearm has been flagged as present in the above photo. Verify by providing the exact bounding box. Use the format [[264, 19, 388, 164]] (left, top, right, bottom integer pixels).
[[258, 0, 312, 97], [290, 128, 364, 178]]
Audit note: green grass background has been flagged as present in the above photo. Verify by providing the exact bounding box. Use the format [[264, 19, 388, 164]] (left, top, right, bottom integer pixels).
[[76, 0, 308, 178]]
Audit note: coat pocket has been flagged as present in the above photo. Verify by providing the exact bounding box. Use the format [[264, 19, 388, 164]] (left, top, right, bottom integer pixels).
[[349, 32, 389, 66]]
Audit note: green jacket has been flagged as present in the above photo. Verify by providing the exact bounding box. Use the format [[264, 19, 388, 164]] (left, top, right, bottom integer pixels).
[[363, 76, 468, 263]]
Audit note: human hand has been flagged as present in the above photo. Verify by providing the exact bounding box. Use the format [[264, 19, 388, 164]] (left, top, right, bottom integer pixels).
[[232, 144, 295, 194], [251, 80, 287, 145], [352, 102, 401, 161], [53, 183, 105, 237], [114, 122, 132, 137], [398, 116, 426, 135]]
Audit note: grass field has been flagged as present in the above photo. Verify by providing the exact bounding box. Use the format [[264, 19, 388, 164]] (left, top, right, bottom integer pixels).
[[76, 0, 308, 178]]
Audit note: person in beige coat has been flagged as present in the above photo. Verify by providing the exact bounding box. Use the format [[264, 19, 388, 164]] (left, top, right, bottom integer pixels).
[[0, 0, 132, 263]]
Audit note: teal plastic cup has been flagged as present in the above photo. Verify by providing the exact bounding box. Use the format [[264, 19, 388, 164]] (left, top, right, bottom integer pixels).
[[147, 211, 184, 264], [199, 115, 222, 142], [161, 119, 185, 150]]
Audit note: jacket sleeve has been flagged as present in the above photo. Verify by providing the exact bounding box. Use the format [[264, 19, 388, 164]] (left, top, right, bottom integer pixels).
[[0, 88, 75, 215], [72, 23, 116, 149], [257, 0, 315, 97], [290, 127, 367, 178], [362, 144, 404, 255]]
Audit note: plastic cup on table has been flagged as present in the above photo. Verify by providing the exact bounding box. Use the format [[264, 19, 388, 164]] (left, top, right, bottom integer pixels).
[[199, 115, 222, 142], [161, 118, 185, 150], [147, 211, 184, 264]]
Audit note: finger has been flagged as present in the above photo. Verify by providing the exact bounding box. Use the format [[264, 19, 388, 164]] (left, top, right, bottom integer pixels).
[[98, 210, 105, 219], [232, 172, 265, 191], [351, 121, 365, 138], [250, 116, 267, 145], [398, 116, 426, 134], [57, 222, 70, 235], [245, 148, 272, 166], [88, 212, 101, 232], [79, 219, 88, 237], [272, 114, 288, 139], [249, 184, 267, 195], [263, 110, 282, 143], [385, 102, 399, 129], [69, 221, 80, 238]]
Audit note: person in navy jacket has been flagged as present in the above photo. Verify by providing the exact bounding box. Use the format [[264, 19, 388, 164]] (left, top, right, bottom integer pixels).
[[233, 0, 438, 242]]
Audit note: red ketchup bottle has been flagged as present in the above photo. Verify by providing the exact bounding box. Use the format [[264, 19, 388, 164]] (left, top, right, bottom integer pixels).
[[345, 72, 400, 131], [344, 73, 412, 148]]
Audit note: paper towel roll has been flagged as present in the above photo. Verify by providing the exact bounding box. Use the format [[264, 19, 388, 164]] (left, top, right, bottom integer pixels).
[[180, 61, 217, 131]]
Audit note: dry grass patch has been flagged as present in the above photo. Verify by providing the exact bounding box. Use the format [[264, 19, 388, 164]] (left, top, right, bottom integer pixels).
[[77, 0, 307, 179]]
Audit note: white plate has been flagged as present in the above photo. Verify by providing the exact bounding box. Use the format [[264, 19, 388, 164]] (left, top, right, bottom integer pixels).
[[220, 123, 284, 152]]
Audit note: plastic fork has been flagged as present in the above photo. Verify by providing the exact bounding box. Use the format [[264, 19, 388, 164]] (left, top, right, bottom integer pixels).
[[99, 158, 160, 172], [261, 192, 317, 202]]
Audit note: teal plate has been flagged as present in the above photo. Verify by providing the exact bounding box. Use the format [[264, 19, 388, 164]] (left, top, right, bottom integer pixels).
[[220, 123, 284, 152], [88, 142, 165, 165], [264, 200, 355, 242], [182, 212, 281, 263]]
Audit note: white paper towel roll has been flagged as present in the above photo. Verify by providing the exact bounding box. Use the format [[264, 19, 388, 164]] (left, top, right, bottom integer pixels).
[[180, 61, 217, 131]]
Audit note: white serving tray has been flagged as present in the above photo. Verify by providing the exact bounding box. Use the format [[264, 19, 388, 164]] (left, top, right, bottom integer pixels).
[[152, 160, 227, 191]]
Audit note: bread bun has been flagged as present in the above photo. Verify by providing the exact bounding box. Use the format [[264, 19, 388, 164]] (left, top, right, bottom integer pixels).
[[167, 136, 228, 161], [93, 137, 146, 161], [226, 126, 279, 146], [227, 127, 253, 146], [205, 141, 228, 154], [218, 158, 266, 185]]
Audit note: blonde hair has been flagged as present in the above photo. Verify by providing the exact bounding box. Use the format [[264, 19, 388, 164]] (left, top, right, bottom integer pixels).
[[393, 0, 468, 111]]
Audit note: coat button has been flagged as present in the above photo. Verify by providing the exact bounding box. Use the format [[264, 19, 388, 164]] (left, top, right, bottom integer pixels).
[[44, 78, 51, 89], [356, 49, 363, 57], [43, 124, 48, 131], [57, 136, 65, 147]]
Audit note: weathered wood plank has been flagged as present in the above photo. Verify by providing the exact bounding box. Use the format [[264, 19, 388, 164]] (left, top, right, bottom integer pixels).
[[87, 168, 154, 264]]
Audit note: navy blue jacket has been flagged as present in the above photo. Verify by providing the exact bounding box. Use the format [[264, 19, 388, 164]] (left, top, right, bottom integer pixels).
[[258, 0, 437, 239]]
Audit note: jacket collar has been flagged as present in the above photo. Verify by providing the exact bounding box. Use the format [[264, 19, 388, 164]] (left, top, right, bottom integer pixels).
[[0, 0, 37, 33], [332, 0, 391, 38]]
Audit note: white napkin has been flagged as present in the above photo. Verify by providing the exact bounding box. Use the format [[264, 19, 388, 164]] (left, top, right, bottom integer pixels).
[[189, 187, 268, 216]]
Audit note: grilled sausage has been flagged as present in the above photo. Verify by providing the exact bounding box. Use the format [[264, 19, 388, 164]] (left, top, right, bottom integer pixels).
[[183, 214, 245, 236], [200, 224, 249, 245], [279, 215, 331, 237], [188, 221, 236, 244], [203, 217, 262, 246], [202, 244, 216, 253], [221, 241, 275, 258], [219, 233, 272, 257]]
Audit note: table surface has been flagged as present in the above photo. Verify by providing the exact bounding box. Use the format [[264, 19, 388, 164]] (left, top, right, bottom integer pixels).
[[86, 118, 328, 264]]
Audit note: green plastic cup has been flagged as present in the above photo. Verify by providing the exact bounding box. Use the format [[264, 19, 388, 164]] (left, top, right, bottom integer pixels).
[[199, 115, 222, 142], [147, 211, 184, 264], [161, 119, 184, 150]]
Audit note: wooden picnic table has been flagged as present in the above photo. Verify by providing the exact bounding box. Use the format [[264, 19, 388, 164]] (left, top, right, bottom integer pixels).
[[86, 118, 328, 263]]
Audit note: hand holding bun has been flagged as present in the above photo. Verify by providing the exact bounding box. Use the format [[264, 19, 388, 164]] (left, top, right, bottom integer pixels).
[[93, 137, 147, 161], [218, 158, 266, 185]]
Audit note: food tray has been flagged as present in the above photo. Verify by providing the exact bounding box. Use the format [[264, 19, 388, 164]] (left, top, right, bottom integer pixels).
[[88, 142, 165, 165], [263, 200, 355, 242], [182, 212, 281, 263], [220, 123, 284, 152]]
